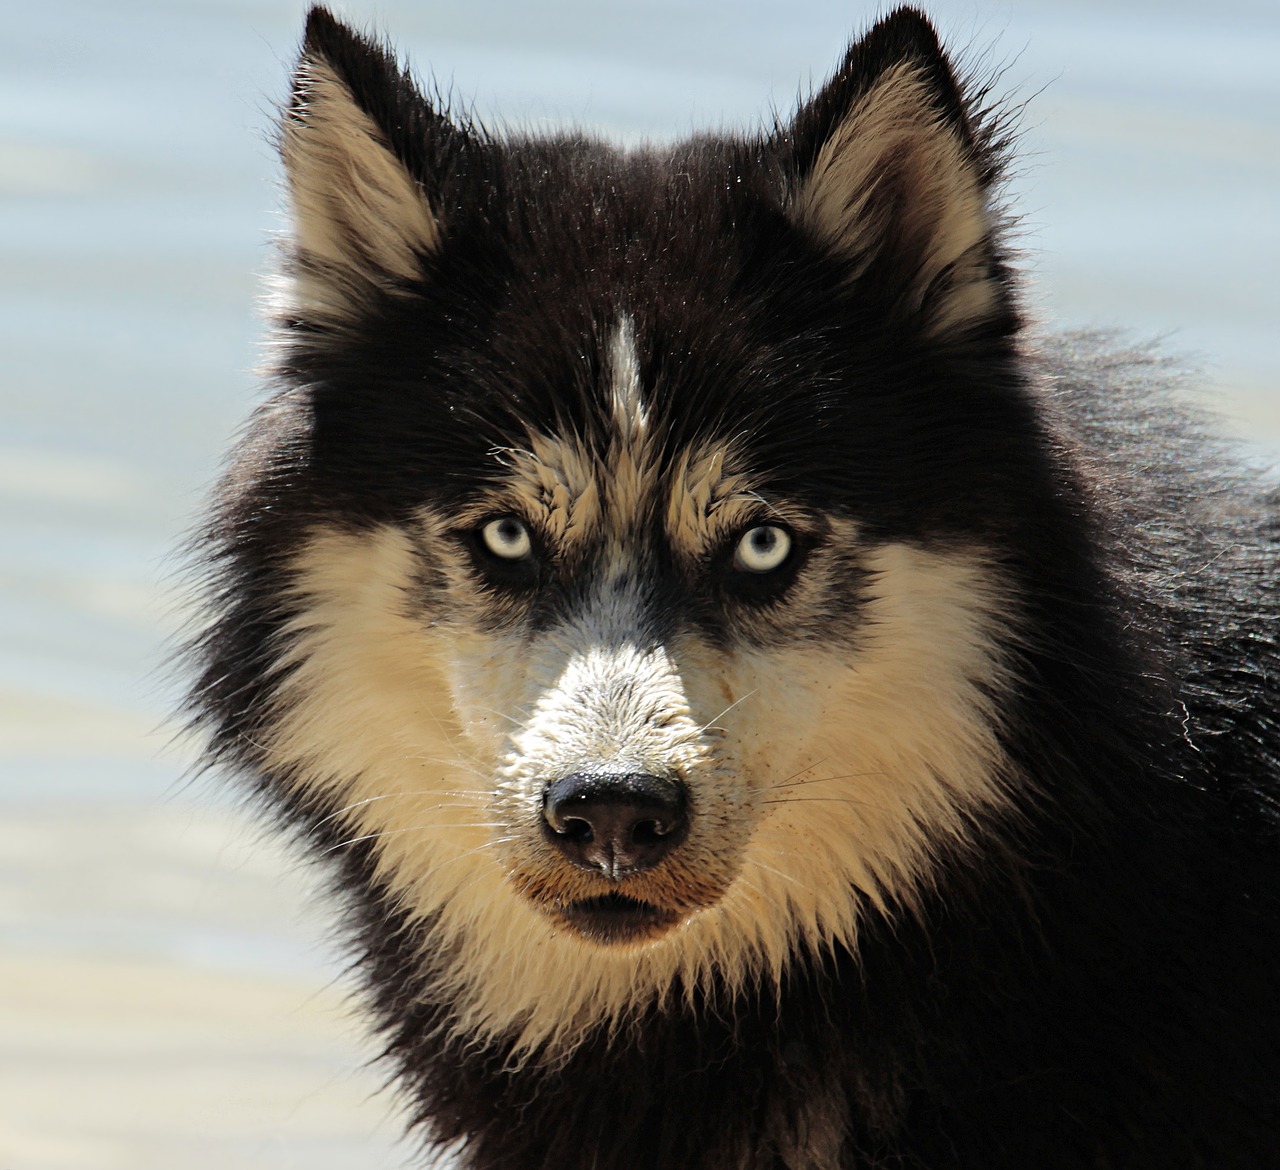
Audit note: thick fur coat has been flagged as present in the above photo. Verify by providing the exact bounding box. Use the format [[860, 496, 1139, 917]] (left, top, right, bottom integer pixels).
[[186, 7, 1280, 1167]]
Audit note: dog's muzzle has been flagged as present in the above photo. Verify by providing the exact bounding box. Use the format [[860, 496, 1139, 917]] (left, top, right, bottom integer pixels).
[[539, 770, 690, 944]]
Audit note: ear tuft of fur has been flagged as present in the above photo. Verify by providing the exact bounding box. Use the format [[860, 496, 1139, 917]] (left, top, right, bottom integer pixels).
[[788, 8, 1008, 340], [279, 6, 451, 325]]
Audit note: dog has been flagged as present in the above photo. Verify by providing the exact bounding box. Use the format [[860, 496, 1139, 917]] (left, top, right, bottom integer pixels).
[[185, 6, 1280, 1167]]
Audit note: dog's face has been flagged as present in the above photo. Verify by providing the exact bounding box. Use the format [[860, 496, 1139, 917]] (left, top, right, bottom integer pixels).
[[197, 8, 1039, 1055]]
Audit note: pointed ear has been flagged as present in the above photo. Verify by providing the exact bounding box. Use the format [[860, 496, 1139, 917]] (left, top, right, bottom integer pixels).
[[787, 8, 1009, 340], [278, 6, 461, 325]]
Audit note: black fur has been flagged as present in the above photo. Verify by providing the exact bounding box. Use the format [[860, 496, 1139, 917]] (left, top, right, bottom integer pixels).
[[186, 7, 1280, 1167]]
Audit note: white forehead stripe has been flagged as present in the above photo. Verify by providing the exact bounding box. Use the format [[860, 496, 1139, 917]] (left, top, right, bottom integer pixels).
[[607, 314, 647, 444], [601, 314, 657, 525]]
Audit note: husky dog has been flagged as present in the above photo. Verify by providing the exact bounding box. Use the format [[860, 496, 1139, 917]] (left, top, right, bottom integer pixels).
[[187, 5, 1280, 1167]]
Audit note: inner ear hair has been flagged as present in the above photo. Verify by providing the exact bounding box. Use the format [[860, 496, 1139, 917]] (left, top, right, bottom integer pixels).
[[791, 57, 1004, 340], [278, 9, 445, 324]]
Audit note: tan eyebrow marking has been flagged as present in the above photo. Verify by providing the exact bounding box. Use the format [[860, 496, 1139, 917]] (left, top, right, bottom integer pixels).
[[666, 443, 761, 558]]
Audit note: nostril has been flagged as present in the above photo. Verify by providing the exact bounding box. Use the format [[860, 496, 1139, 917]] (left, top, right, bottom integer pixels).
[[631, 818, 666, 845], [561, 816, 593, 843]]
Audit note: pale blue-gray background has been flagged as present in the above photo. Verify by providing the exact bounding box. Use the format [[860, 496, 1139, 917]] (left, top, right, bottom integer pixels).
[[0, 2, 1276, 1166]]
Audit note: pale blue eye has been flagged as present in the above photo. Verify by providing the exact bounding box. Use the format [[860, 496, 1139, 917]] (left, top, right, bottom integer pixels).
[[733, 525, 791, 573], [481, 516, 533, 560]]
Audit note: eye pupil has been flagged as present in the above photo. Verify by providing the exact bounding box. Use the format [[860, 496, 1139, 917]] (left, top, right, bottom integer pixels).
[[733, 524, 792, 574]]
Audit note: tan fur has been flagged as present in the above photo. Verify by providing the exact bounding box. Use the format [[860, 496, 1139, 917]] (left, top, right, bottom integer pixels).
[[281, 58, 439, 321], [260, 486, 1017, 1060], [792, 64, 997, 337], [494, 436, 603, 551]]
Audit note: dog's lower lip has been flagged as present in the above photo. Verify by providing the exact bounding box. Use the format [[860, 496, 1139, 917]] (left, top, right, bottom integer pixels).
[[559, 893, 681, 944]]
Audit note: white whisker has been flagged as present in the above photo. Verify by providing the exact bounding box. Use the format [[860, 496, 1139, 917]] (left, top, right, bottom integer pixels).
[[322, 822, 505, 855], [697, 688, 758, 734]]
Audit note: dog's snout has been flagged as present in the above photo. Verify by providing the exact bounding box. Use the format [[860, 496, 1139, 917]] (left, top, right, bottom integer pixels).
[[542, 772, 689, 878]]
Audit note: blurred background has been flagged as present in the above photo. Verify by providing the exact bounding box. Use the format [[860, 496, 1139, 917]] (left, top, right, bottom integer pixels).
[[1, 1, 1276, 1166]]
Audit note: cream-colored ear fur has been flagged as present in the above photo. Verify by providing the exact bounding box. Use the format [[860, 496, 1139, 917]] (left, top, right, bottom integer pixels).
[[792, 64, 997, 338], [281, 57, 440, 320]]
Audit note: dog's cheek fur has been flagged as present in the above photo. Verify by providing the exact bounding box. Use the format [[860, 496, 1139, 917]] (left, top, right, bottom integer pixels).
[[263, 524, 493, 870], [737, 540, 1017, 924]]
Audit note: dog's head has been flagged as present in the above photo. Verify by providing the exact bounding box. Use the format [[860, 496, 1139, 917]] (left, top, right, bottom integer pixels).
[[194, 6, 1039, 1054]]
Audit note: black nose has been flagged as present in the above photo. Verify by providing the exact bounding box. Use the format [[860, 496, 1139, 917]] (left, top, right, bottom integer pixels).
[[542, 772, 689, 878]]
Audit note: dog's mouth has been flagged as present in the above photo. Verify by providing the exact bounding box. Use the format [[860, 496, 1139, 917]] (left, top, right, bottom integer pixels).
[[557, 893, 683, 945]]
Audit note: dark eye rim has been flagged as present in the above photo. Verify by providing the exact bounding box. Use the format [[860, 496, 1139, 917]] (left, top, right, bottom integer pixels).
[[718, 522, 808, 603], [463, 513, 544, 585]]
